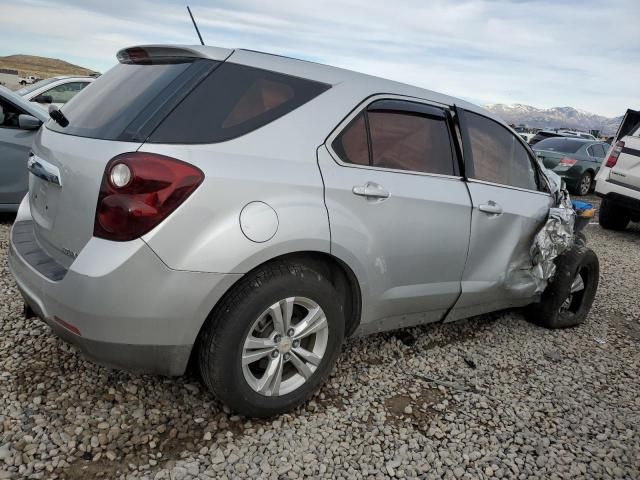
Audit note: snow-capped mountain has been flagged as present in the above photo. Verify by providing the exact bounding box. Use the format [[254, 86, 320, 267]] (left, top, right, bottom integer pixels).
[[484, 103, 622, 135]]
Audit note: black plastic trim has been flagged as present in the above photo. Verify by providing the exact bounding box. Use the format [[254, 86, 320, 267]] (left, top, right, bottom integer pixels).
[[367, 99, 446, 118], [622, 146, 640, 158], [11, 221, 67, 281]]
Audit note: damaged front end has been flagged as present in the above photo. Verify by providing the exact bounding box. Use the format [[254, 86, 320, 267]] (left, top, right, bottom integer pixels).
[[529, 170, 590, 293]]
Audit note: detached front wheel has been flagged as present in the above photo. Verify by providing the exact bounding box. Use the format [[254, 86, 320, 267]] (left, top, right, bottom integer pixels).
[[198, 261, 345, 417], [525, 246, 599, 329]]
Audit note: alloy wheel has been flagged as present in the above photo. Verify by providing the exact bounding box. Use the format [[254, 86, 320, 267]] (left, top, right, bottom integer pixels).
[[242, 297, 329, 396], [579, 174, 592, 195]]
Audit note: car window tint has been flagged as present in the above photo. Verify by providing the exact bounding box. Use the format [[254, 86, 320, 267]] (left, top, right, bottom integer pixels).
[[150, 62, 330, 144], [222, 78, 294, 128], [465, 111, 538, 190], [332, 113, 369, 166], [0, 98, 25, 128], [592, 144, 606, 157], [368, 111, 454, 175], [41, 82, 89, 104], [534, 137, 585, 153]]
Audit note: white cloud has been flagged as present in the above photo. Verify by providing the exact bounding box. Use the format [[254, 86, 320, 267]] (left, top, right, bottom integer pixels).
[[1, 0, 638, 116]]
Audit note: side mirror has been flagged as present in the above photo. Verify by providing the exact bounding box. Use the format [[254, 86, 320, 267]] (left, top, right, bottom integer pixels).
[[33, 95, 53, 104], [18, 114, 43, 131]]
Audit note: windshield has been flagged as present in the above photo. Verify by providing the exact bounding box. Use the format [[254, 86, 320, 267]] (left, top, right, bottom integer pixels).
[[534, 137, 586, 153], [16, 77, 60, 96]]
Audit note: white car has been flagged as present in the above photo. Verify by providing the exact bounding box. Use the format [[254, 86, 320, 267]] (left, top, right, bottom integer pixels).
[[595, 109, 640, 230], [18, 75, 39, 85], [556, 130, 597, 141], [16, 75, 95, 109]]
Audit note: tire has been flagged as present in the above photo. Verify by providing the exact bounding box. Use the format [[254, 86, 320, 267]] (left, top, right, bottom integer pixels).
[[197, 260, 345, 417], [575, 172, 593, 196], [524, 246, 599, 329], [599, 197, 630, 231]]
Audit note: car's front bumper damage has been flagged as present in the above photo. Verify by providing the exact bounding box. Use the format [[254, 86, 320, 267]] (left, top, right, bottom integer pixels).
[[528, 170, 581, 294]]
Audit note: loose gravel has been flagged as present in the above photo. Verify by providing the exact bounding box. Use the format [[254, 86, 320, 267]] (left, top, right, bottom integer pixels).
[[1, 206, 639, 480]]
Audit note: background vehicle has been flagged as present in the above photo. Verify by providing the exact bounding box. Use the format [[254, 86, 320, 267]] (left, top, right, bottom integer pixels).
[[18, 75, 39, 85], [8, 45, 598, 417], [556, 129, 596, 140], [533, 137, 608, 195], [16, 75, 94, 109], [0, 86, 47, 212], [595, 108, 640, 230], [528, 129, 594, 146]]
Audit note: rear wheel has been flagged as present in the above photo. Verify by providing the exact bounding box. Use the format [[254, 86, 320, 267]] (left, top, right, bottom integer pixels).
[[576, 172, 593, 196], [525, 246, 599, 329], [599, 197, 630, 230], [197, 261, 345, 417]]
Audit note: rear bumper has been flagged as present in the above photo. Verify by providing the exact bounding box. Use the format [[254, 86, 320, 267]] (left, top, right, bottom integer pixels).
[[9, 221, 240, 376]]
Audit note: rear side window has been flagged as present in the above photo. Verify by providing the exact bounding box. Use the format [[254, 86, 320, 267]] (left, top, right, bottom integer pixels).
[[149, 62, 330, 144], [591, 144, 606, 157], [465, 111, 538, 191], [40, 81, 89, 104], [332, 102, 456, 176]]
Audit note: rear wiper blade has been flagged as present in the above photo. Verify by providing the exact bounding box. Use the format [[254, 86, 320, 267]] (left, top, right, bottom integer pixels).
[[48, 104, 69, 127]]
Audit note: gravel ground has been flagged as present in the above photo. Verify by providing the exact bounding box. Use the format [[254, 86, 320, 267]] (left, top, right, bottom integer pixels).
[[0, 209, 638, 480]]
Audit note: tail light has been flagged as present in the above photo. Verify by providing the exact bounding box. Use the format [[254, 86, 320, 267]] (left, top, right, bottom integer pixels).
[[94, 152, 204, 241], [605, 141, 625, 168], [558, 157, 577, 167]]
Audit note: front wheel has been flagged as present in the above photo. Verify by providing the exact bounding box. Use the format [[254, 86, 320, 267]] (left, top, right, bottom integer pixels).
[[197, 261, 345, 417], [525, 246, 599, 329]]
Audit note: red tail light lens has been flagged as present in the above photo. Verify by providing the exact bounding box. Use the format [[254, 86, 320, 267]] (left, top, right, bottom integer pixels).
[[94, 152, 204, 241], [605, 140, 625, 167], [559, 157, 577, 167]]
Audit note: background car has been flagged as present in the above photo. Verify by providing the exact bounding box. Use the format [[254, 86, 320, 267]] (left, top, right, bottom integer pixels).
[[15, 75, 94, 109], [0, 86, 47, 212], [533, 137, 608, 195], [595, 108, 640, 230]]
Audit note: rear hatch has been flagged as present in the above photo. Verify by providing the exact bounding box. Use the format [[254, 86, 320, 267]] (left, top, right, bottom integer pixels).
[[609, 109, 640, 190], [29, 46, 230, 269]]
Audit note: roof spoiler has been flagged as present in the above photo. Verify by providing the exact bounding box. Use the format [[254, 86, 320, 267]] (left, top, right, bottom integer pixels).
[[116, 45, 233, 64]]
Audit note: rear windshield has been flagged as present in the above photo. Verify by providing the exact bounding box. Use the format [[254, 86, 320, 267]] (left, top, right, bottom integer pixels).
[[46, 60, 209, 140], [534, 137, 585, 153], [46, 59, 330, 144]]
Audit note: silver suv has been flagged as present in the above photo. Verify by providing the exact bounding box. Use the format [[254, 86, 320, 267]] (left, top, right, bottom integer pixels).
[[8, 45, 599, 417]]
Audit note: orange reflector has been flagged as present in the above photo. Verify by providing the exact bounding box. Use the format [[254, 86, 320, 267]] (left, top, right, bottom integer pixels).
[[53, 316, 81, 336]]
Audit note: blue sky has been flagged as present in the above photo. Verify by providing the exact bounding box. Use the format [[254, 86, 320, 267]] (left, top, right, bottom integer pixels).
[[1, 0, 638, 117]]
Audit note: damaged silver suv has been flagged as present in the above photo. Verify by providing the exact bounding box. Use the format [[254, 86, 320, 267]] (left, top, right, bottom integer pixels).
[[8, 45, 599, 417]]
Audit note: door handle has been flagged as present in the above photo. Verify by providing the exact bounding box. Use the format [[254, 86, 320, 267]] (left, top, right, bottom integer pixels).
[[352, 182, 389, 199], [478, 201, 503, 215]]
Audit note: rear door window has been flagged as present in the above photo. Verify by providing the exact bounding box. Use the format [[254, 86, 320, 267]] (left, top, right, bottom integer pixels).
[[332, 100, 456, 175], [149, 62, 330, 144], [465, 110, 539, 191]]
